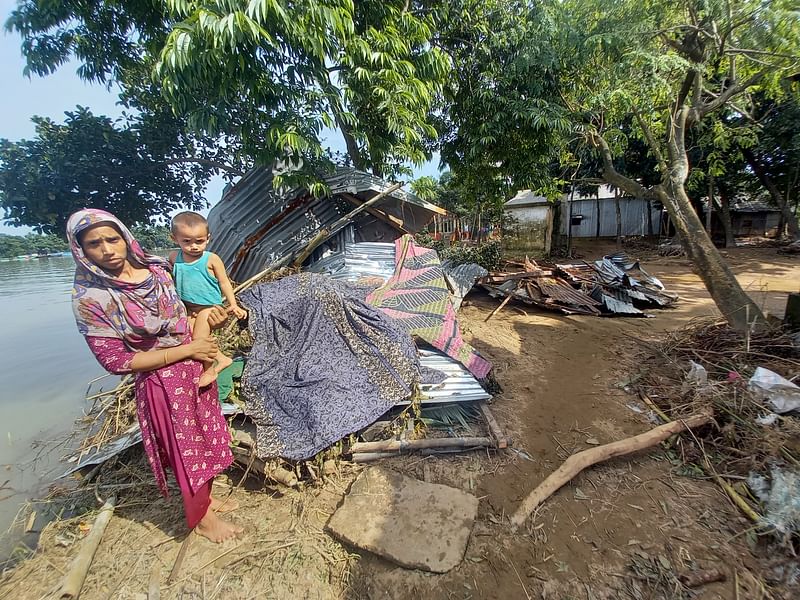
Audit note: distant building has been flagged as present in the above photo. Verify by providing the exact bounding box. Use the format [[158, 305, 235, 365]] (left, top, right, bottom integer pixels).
[[702, 197, 781, 239], [558, 185, 661, 239], [503, 190, 554, 255]]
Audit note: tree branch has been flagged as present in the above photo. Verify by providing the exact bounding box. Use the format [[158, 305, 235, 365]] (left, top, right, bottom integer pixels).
[[162, 157, 244, 176], [632, 106, 669, 178], [588, 131, 659, 201], [692, 69, 767, 122]]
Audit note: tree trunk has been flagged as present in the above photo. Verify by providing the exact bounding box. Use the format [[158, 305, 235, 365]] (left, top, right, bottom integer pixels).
[[333, 112, 367, 171], [595, 191, 601, 239], [661, 182, 762, 330], [744, 150, 800, 241], [614, 189, 622, 248], [716, 189, 735, 248], [592, 130, 763, 331]]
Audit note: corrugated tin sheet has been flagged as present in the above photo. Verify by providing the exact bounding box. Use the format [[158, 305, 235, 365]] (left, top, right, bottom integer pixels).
[[60, 402, 242, 478], [398, 349, 492, 405], [442, 262, 488, 311], [307, 241, 397, 283], [208, 167, 445, 281], [561, 197, 662, 238]]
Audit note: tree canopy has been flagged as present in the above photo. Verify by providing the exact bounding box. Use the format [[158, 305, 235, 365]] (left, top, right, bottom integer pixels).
[[7, 0, 450, 183], [0, 107, 242, 234]]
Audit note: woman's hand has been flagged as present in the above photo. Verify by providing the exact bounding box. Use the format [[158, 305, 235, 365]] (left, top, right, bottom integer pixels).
[[188, 336, 218, 362]]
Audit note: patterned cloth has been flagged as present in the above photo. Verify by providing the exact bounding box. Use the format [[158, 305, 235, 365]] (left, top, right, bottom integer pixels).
[[239, 273, 420, 460], [367, 235, 492, 379], [67, 208, 189, 349]]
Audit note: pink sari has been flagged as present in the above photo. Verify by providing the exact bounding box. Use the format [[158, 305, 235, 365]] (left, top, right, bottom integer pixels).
[[68, 209, 233, 527]]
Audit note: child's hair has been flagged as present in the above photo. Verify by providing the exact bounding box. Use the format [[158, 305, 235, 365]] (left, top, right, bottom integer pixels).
[[171, 211, 209, 234]]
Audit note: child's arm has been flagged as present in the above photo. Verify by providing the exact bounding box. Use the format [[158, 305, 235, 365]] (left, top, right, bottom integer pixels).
[[168, 250, 178, 266], [208, 253, 247, 319]]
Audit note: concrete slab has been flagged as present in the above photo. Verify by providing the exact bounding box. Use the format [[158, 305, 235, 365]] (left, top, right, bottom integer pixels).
[[326, 466, 479, 573]]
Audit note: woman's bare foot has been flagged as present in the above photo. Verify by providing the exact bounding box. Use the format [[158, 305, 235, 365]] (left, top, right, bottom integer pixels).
[[195, 510, 243, 543], [210, 495, 239, 514]]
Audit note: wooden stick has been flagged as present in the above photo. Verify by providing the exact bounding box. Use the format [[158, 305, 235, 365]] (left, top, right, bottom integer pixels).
[[230, 445, 298, 487], [479, 403, 509, 449], [350, 436, 494, 454], [509, 412, 713, 530], [291, 181, 405, 267], [484, 291, 514, 322], [148, 561, 161, 600], [59, 496, 117, 599], [679, 568, 726, 588], [167, 533, 192, 585]]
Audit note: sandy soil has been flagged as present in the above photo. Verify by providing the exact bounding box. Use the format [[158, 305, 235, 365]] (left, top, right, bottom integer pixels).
[[1, 243, 797, 600]]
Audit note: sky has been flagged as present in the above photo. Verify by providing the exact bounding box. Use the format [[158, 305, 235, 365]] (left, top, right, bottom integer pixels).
[[0, 0, 441, 236]]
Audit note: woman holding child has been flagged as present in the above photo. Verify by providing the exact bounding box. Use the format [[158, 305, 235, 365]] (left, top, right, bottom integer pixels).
[[67, 208, 241, 543]]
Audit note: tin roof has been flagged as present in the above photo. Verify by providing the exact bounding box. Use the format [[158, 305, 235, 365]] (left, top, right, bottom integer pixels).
[[207, 167, 446, 281], [505, 190, 551, 207]]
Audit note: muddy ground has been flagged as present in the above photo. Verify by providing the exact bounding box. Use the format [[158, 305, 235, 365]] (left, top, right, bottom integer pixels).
[[1, 242, 797, 599]]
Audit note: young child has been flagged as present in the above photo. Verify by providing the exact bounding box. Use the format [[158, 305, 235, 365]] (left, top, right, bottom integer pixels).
[[169, 212, 247, 388]]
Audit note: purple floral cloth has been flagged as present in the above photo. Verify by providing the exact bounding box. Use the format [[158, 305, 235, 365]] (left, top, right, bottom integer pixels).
[[239, 273, 420, 460]]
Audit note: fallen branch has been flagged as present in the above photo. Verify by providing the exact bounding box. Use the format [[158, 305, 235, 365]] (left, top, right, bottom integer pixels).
[[679, 568, 726, 588], [509, 412, 713, 530], [59, 496, 116, 599]]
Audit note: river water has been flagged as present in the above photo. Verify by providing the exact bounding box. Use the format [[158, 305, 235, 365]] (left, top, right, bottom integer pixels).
[[0, 256, 106, 559]]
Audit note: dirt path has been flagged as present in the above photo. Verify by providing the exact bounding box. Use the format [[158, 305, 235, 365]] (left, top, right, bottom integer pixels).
[[348, 246, 799, 599]]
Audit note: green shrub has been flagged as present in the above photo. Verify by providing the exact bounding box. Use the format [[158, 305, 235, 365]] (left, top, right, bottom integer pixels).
[[414, 233, 502, 271]]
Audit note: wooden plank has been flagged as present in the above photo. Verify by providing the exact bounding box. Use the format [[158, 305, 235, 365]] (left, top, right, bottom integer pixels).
[[479, 403, 509, 449]]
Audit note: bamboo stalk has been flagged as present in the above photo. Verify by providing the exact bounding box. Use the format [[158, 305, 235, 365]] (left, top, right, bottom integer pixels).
[[350, 436, 494, 454], [291, 181, 405, 267], [59, 496, 117, 599], [509, 412, 713, 530]]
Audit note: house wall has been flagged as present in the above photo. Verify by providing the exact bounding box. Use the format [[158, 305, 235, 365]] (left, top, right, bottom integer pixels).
[[504, 205, 553, 255], [559, 196, 661, 238], [730, 212, 781, 237]]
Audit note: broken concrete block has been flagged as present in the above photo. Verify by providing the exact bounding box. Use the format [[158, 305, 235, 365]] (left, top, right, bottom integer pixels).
[[326, 466, 479, 573]]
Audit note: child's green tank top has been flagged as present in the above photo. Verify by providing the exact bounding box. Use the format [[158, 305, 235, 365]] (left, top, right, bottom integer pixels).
[[172, 251, 224, 306]]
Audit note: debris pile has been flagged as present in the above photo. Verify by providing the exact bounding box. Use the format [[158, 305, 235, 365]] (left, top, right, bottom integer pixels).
[[636, 318, 800, 547], [480, 252, 677, 318]]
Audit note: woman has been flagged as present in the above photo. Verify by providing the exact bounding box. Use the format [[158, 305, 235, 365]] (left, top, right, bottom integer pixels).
[[68, 209, 241, 543]]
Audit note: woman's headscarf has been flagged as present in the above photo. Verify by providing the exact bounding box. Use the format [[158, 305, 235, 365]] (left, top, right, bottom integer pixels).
[[67, 209, 189, 349]]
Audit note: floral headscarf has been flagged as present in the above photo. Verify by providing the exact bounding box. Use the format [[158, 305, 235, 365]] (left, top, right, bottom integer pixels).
[[67, 209, 189, 350]]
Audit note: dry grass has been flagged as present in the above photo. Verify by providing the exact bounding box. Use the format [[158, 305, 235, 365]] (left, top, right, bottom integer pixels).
[[0, 446, 362, 599]]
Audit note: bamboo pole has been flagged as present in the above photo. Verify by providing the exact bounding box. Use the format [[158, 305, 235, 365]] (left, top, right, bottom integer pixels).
[[509, 411, 713, 531], [291, 181, 405, 267], [59, 496, 117, 599], [350, 436, 494, 454]]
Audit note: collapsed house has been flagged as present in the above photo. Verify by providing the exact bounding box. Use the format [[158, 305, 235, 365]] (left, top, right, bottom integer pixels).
[[481, 252, 677, 317], [63, 168, 506, 481], [207, 166, 448, 281]]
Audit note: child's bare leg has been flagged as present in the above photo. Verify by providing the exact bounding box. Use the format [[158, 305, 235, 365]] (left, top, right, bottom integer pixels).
[[194, 308, 217, 388], [195, 308, 234, 387]]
